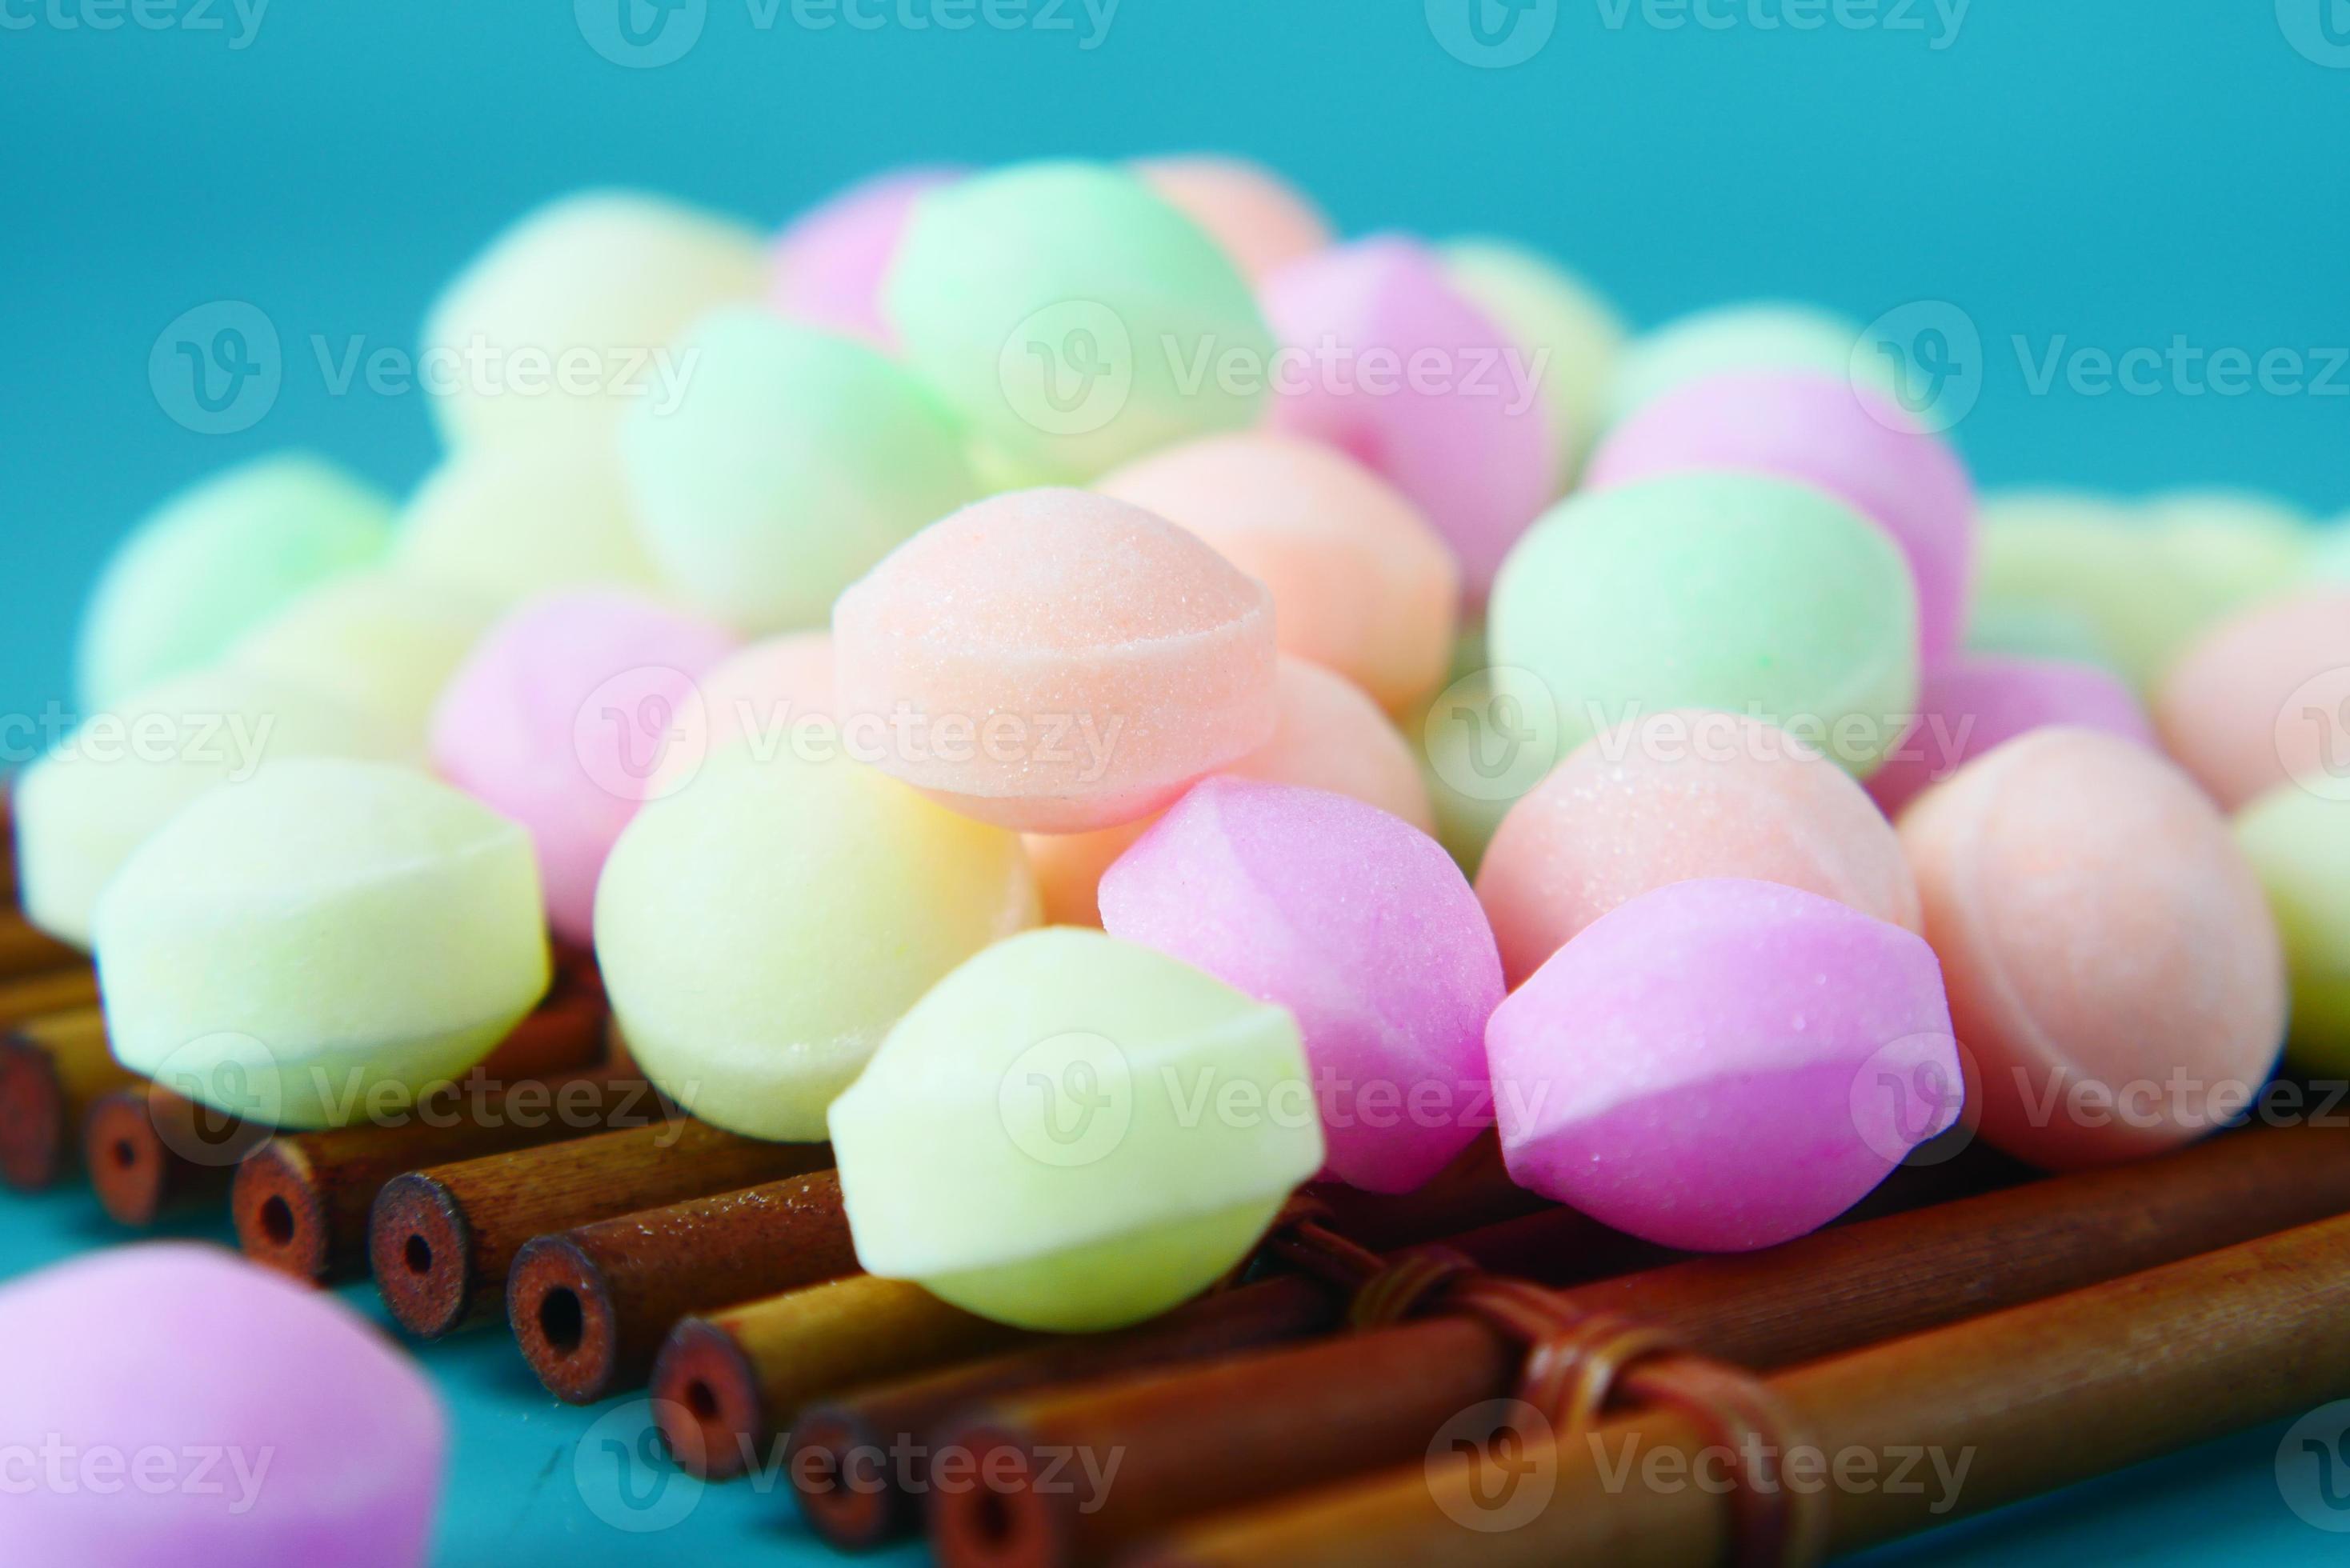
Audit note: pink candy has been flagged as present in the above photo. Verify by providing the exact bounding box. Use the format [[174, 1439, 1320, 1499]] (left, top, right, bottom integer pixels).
[[430, 590, 739, 943], [2155, 589, 2350, 810], [1486, 878, 1960, 1251], [1868, 654, 2154, 817], [1101, 778, 1504, 1193], [1261, 238, 1555, 599], [1586, 370, 1978, 662], [768, 167, 962, 350]]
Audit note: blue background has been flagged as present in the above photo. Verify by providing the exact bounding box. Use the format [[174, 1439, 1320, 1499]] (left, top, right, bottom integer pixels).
[[5, 2, 2348, 1562]]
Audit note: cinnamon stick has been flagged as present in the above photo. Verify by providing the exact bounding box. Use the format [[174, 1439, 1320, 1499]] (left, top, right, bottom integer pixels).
[[369, 1119, 831, 1338], [1132, 1210, 2350, 1567], [932, 1122, 2350, 1567], [0, 1006, 137, 1190], [0, 911, 80, 981], [509, 1167, 863, 1404], [84, 1085, 263, 1225]]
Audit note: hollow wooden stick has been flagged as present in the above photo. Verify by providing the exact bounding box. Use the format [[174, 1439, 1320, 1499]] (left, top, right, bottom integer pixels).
[[509, 1167, 863, 1405], [370, 1119, 831, 1338], [84, 1086, 263, 1225], [0, 1006, 137, 1190], [933, 1122, 2350, 1568], [1133, 1210, 2350, 1568], [0, 912, 81, 981]]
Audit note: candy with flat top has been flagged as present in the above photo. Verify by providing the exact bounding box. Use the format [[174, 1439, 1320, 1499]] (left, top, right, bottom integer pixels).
[[1900, 728, 2284, 1169], [622, 308, 980, 634], [224, 569, 498, 742], [1486, 878, 1959, 1251], [1262, 238, 1554, 598], [429, 590, 741, 944], [1131, 154, 1331, 282], [78, 454, 391, 710], [1096, 432, 1457, 714], [1868, 654, 2153, 817], [885, 161, 1271, 480], [832, 488, 1279, 832], [94, 760, 550, 1129], [0, 1245, 445, 1567], [393, 434, 664, 604], [829, 927, 1322, 1331], [1441, 238, 1626, 491], [13, 669, 417, 948], [422, 190, 763, 450], [597, 748, 1038, 1142], [2154, 589, 2350, 810], [1607, 301, 1894, 424], [1101, 779, 1502, 1194], [1477, 711, 1920, 989], [1587, 370, 1979, 662], [1488, 473, 1920, 778], [769, 166, 963, 350], [2236, 786, 2350, 1075]]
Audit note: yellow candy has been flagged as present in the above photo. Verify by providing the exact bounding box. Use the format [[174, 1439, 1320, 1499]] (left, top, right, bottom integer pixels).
[[224, 570, 498, 741], [393, 435, 663, 604], [2237, 786, 2350, 1076]]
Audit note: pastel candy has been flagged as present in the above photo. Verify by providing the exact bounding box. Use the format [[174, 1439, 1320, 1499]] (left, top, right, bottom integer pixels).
[[78, 454, 391, 711], [2236, 786, 2350, 1075], [1485, 878, 1960, 1251], [831, 488, 1279, 832], [1096, 432, 1458, 714], [393, 434, 664, 604], [13, 668, 417, 948], [1477, 711, 1921, 989], [225, 569, 499, 742], [1900, 728, 2285, 1169], [94, 760, 550, 1129], [1412, 624, 1551, 878], [2148, 488, 2311, 615], [769, 166, 963, 350], [1261, 238, 1555, 598], [651, 630, 838, 798], [829, 927, 1322, 1331], [2308, 518, 2350, 582], [1100, 779, 1503, 1194], [1131, 154, 1331, 282], [1868, 655, 2154, 817], [0, 1245, 445, 1567], [622, 308, 980, 634], [1028, 656, 1434, 926], [1441, 238, 1627, 490], [596, 749, 1038, 1142], [1608, 301, 1893, 424], [429, 591, 741, 945], [1488, 473, 1920, 778], [885, 161, 1271, 480], [422, 190, 764, 450], [1586, 370, 1978, 662], [2154, 590, 2350, 810]]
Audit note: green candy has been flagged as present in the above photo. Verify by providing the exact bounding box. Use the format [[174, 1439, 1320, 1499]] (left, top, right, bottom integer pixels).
[[1412, 626, 1566, 878], [1607, 302, 1896, 426], [1442, 239, 1626, 491], [621, 309, 981, 632], [1488, 474, 1919, 778], [77, 454, 392, 712], [93, 760, 549, 1129], [885, 161, 1272, 482], [2237, 786, 2350, 1076], [829, 928, 1323, 1332], [2308, 518, 2350, 583]]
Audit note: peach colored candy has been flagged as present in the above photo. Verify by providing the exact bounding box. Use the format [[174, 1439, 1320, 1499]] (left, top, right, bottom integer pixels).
[[831, 488, 1278, 832], [1131, 154, 1332, 282], [1476, 710, 1920, 988], [1096, 433, 1458, 714], [1028, 656, 1434, 926], [1900, 727, 2285, 1170], [2154, 589, 2350, 810], [650, 630, 838, 798]]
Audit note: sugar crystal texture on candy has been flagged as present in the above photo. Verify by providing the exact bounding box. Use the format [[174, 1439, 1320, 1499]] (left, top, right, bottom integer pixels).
[[831, 487, 1279, 832], [1867, 654, 2154, 818], [392, 434, 665, 605], [421, 190, 764, 451], [2154, 589, 2350, 810], [1440, 238, 1627, 491], [1260, 237, 1555, 599], [93, 760, 551, 1129], [595, 746, 1039, 1142], [222, 568, 501, 743], [1476, 710, 1921, 989], [0, 1245, 446, 1567], [769, 166, 964, 350], [621, 307, 982, 634], [1099, 778, 1503, 1194], [1131, 154, 1333, 283], [828, 927, 1323, 1331], [429, 590, 742, 945], [1585, 369, 1978, 662], [1899, 727, 2285, 1170], [1606, 301, 1897, 426], [2236, 786, 2350, 1076], [1484, 878, 1960, 1251], [884, 160, 1272, 480], [77, 454, 391, 711], [1095, 431, 1458, 714]]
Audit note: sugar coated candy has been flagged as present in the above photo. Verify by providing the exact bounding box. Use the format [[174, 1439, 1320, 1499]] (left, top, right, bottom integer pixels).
[[223, 569, 500, 742], [769, 166, 963, 350], [1131, 154, 1332, 282], [2154, 589, 2350, 810], [1867, 654, 2153, 818], [1440, 238, 1627, 491]]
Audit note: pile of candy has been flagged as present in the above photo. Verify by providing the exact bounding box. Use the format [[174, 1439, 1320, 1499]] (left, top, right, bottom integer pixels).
[[9, 154, 2348, 1561]]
